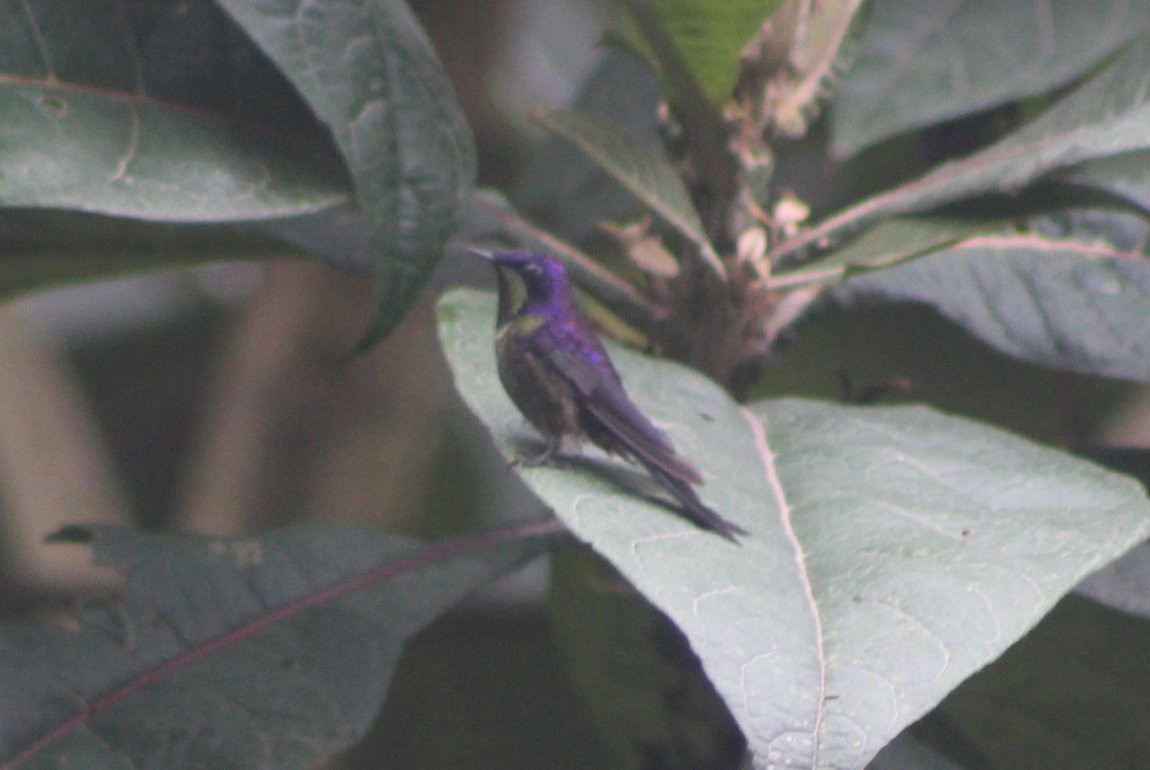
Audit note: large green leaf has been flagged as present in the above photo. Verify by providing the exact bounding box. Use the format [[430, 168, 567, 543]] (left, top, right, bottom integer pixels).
[[833, 230, 1150, 382], [0, 0, 348, 220], [832, 0, 1150, 157], [438, 288, 1150, 769], [782, 35, 1150, 261], [0, 521, 557, 769], [217, 0, 477, 339]]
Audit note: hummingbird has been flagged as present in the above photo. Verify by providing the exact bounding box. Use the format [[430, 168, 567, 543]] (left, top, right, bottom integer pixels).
[[471, 248, 746, 542]]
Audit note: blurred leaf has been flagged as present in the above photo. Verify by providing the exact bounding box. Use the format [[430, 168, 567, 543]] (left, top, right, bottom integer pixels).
[[218, 0, 477, 340], [752, 0, 865, 138], [784, 35, 1150, 260], [255, 208, 374, 274], [0, 209, 296, 299], [0, 521, 558, 769], [867, 732, 965, 770], [439, 288, 1150, 769], [0, 0, 349, 220], [1061, 149, 1150, 212], [620, 0, 734, 211], [939, 596, 1150, 770], [770, 217, 986, 289], [531, 109, 722, 276], [355, 608, 614, 768], [514, 50, 659, 243], [548, 550, 741, 770], [627, 0, 782, 107], [832, 0, 1150, 156], [833, 231, 1150, 382], [886, 34, 1150, 205]]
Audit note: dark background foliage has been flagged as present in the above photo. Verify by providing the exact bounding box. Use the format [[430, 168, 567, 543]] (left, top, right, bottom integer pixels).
[[2, 1, 1150, 768]]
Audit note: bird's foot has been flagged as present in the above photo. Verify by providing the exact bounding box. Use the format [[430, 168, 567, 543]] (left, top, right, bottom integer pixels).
[[510, 443, 561, 469]]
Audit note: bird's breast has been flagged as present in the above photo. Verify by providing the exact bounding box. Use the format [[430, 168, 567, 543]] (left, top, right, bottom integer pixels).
[[495, 319, 581, 441]]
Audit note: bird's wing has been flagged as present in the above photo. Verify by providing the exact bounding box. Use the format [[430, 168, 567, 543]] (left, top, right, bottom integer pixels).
[[537, 340, 705, 486], [584, 383, 705, 485], [640, 460, 746, 541]]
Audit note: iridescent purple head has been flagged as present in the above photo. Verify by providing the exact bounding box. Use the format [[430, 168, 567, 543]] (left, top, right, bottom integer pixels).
[[469, 249, 573, 306]]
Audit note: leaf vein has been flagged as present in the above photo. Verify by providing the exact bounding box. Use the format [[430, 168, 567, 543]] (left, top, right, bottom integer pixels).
[[742, 407, 825, 764]]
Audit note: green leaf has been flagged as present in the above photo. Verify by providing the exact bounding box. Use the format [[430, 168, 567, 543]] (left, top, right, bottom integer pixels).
[[530, 109, 723, 276], [833, 231, 1150, 382], [787, 35, 1150, 260], [939, 596, 1150, 769], [217, 0, 477, 340], [833, 0, 1150, 156], [628, 0, 783, 107], [438, 287, 1150, 769], [0, 1, 349, 220], [0, 521, 557, 769]]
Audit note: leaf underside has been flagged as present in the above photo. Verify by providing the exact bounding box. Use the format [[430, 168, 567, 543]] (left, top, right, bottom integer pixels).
[[834, 232, 1150, 382], [832, 0, 1150, 156], [0, 522, 555, 769], [0, 1, 348, 221]]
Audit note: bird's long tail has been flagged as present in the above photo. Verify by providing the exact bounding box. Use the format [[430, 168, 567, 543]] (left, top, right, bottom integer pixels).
[[637, 457, 747, 543]]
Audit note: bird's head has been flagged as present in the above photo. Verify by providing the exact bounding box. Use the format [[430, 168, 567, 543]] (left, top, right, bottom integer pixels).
[[471, 249, 570, 296], [469, 249, 572, 305]]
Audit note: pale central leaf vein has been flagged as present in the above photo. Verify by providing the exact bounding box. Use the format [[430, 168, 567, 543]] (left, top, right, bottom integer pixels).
[[742, 407, 825, 765]]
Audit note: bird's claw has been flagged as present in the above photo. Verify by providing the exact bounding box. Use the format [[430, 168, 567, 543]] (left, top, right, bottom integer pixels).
[[510, 444, 560, 469]]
